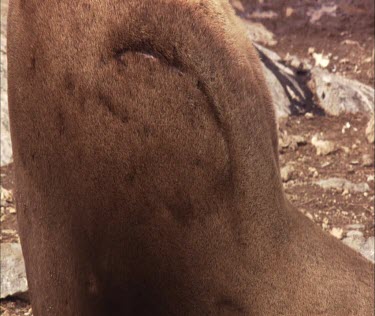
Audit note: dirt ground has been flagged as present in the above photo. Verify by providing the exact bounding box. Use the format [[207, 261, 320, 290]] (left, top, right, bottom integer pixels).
[[280, 113, 374, 238], [0, 300, 31, 316], [232, 0, 375, 237], [1, 0, 374, 314], [237, 0, 375, 86]]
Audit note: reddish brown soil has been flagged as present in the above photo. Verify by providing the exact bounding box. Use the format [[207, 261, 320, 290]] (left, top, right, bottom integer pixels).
[[237, 0, 375, 86], [0, 299, 31, 316], [279, 113, 374, 238], [1, 164, 18, 244]]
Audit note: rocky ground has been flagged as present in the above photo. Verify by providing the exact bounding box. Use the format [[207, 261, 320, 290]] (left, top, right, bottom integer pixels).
[[1, 0, 374, 314], [234, 0, 374, 86], [280, 113, 374, 238]]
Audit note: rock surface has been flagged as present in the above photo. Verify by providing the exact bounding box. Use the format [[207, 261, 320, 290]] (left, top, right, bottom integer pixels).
[[311, 68, 375, 116], [244, 20, 277, 46], [254, 44, 308, 120], [359, 237, 375, 263], [330, 227, 343, 239], [279, 133, 306, 151], [261, 64, 292, 119], [365, 114, 374, 144], [346, 230, 364, 237], [307, 3, 337, 24], [362, 154, 374, 167], [1, 0, 12, 166], [315, 178, 370, 193], [311, 134, 336, 156], [280, 164, 295, 182], [342, 235, 375, 263], [0, 243, 28, 299], [345, 224, 365, 230], [342, 234, 366, 252]]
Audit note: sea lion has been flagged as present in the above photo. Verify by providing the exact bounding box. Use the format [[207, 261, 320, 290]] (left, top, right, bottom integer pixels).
[[7, 0, 374, 315]]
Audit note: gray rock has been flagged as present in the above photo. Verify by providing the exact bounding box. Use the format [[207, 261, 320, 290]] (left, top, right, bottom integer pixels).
[[308, 4, 337, 24], [1, 9, 12, 167], [365, 114, 374, 144], [345, 224, 365, 230], [315, 178, 370, 193], [342, 235, 366, 253], [311, 68, 374, 116], [279, 133, 306, 151], [249, 10, 278, 20], [362, 154, 374, 167], [254, 44, 374, 122], [261, 64, 292, 119], [0, 243, 28, 298], [284, 54, 312, 72], [244, 21, 277, 47], [342, 235, 375, 263], [360, 237, 375, 263], [254, 44, 307, 120], [1, 0, 8, 33], [330, 227, 343, 239], [311, 134, 336, 156], [346, 230, 364, 237], [280, 164, 295, 182]]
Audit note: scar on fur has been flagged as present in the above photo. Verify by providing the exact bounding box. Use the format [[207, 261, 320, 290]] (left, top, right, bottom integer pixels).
[[138, 52, 157, 60]]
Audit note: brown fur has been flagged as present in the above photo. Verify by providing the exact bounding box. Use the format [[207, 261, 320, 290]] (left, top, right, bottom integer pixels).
[[7, 0, 374, 315]]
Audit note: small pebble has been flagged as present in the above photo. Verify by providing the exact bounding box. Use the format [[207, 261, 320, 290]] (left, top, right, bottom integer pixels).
[[305, 212, 314, 221], [362, 154, 373, 167], [280, 164, 295, 182], [330, 227, 343, 239], [341, 146, 350, 154], [311, 134, 336, 156], [8, 207, 16, 214]]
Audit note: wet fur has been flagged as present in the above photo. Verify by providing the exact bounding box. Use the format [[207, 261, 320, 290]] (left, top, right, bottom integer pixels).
[[7, 0, 374, 315]]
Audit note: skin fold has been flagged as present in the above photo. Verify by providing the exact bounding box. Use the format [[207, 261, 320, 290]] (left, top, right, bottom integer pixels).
[[7, 0, 374, 315]]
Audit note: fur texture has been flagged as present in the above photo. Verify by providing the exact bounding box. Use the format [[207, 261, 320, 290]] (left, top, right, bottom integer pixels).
[[7, 0, 374, 315]]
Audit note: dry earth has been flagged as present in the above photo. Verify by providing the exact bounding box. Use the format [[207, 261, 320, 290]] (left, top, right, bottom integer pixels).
[[1, 0, 374, 314], [236, 0, 374, 86]]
